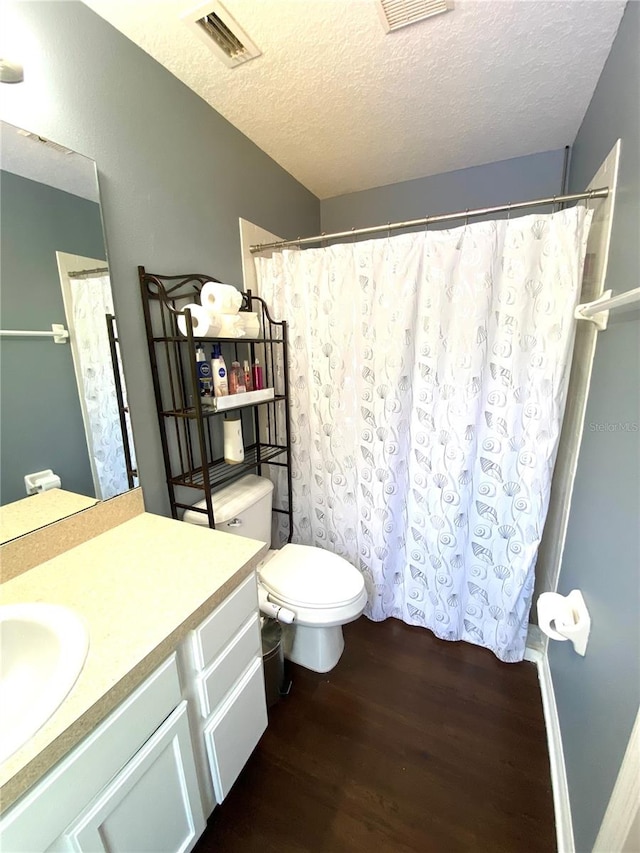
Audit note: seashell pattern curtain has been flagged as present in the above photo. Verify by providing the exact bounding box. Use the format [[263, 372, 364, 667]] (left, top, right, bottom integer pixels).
[[256, 207, 591, 661], [69, 274, 135, 499]]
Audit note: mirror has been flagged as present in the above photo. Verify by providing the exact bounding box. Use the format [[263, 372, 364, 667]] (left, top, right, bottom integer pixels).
[[0, 120, 137, 508]]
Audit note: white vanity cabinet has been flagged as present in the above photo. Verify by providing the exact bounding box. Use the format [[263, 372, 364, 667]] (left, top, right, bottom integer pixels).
[[58, 702, 201, 853], [0, 655, 205, 853], [0, 572, 267, 852], [179, 572, 268, 816]]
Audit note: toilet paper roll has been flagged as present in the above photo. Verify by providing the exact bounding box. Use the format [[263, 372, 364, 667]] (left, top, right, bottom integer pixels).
[[537, 592, 575, 641], [200, 281, 243, 315], [36, 473, 62, 492], [177, 304, 221, 337]]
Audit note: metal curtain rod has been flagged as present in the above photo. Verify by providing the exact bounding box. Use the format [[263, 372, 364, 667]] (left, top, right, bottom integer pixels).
[[68, 266, 109, 278], [249, 187, 609, 253], [0, 324, 69, 343]]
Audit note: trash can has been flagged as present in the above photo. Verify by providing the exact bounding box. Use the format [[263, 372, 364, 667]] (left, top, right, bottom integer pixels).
[[261, 617, 287, 708]]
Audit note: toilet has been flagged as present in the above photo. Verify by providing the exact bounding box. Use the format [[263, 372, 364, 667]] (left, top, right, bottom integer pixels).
[[182, 475, 367, 673]]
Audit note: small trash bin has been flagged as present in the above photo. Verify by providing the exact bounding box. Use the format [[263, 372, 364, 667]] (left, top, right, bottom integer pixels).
[[261, 618, 286, 708]]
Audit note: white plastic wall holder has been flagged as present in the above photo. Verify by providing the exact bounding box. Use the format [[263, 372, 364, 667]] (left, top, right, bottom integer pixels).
[[51, 323, 69, 344], [537, 589, 591, 656], [24, 469, 62, 495], [574, 289, 612, 331]]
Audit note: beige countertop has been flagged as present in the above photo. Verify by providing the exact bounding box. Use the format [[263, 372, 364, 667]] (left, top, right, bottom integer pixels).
[[0, 490, 97, 546], [0, 511, 268, 812]]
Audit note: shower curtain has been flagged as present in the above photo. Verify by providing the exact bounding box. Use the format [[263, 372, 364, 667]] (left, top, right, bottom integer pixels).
[[69, 274, 134, 499], [256, 208, 591, 661]]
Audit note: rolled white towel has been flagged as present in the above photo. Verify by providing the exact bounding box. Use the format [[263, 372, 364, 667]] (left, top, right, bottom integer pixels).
[[200, 281, 243, 315], [177, 304, 222, 337], [218, 314, 245, 338], [237, 312, 261, 337]]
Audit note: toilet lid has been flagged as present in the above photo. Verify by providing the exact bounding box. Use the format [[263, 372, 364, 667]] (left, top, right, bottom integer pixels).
[[260, 544, 365, 609]]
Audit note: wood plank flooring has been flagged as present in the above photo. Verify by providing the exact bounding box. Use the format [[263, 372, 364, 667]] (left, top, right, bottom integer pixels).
[[194, 616, 555, 853]]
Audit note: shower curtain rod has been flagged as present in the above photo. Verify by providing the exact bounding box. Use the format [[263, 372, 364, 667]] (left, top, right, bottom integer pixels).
[[249, 187, 609, 253]]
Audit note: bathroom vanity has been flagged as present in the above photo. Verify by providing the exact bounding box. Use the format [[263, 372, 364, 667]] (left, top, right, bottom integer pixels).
[[0, 490, 269, 852]]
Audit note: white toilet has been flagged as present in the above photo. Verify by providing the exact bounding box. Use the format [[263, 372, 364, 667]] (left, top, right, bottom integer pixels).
[[182, 475, 367, 673]]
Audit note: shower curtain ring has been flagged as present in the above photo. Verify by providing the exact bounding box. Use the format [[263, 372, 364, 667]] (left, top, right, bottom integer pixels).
[[507, 201, 512, 221], [351, 226, 356, 244], [386, 221, 391, 239], [464, 208, 469, 227], [296, 235, 302, 249]]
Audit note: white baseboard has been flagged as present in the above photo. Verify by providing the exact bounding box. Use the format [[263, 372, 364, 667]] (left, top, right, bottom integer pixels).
[[594, 708, 640, 852], [536, 655, 575, 853]]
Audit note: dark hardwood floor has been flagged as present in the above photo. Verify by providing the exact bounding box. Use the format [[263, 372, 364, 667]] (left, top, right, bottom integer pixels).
[[195, 616, 555, 853]]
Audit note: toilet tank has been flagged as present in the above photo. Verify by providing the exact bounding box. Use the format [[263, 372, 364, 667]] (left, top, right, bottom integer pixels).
[[182, 475, 274, 545]]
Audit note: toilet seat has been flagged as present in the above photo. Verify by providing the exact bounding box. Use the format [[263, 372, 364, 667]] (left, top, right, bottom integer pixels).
[[259, 543, 364, 610]]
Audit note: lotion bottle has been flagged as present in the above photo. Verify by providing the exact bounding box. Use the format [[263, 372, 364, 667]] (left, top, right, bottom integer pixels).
[[252, 358, 264, 390], [211, 345, 228, 397], [196, 345, 213, 403], [229, 361, 246, 394], [243, 359, 253, 392]]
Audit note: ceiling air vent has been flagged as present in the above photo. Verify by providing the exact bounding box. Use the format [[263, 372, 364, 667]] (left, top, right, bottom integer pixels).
[[183, 1, 261, 68], [377, 0, 453, 32]]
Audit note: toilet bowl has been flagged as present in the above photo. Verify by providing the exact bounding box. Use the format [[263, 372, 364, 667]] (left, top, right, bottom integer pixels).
[[182, 476, 367, 673]]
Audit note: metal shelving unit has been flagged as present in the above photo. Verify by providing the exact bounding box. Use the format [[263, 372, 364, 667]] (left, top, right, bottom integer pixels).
[[139, 266, 292, 540]]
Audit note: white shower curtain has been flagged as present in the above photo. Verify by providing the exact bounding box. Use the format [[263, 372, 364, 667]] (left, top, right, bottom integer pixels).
[[256, 208, 591, 661], [70, 274, 134, 499]]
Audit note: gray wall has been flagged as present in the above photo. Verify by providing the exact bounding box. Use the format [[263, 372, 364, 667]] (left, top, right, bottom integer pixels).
[[549, 3, 640, 851], [320, 149, 566, 232], [0, 171, 104, 504], [1, 1, 320, 516]]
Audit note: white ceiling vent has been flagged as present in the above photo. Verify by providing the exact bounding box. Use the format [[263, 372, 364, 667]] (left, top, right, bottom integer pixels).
[[377, 0, 453, 32], [183, 1, 261, 68]]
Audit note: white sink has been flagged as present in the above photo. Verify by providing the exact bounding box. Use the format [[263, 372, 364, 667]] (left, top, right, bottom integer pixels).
[[0, 603, 89, 764]]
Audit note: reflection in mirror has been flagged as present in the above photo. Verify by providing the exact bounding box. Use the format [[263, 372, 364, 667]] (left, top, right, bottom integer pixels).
[[0, 120, 137, 507]]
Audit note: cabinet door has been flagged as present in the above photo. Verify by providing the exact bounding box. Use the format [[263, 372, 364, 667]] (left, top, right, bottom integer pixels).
[[203, 657, 267, 802], [64, 701, 204, 853]]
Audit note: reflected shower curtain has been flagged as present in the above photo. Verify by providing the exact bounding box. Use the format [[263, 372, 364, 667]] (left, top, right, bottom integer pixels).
[[256, 208, 591, 661], [69, 275, 134, 499]]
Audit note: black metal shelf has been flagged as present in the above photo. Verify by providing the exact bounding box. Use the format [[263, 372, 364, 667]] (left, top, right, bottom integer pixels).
[[169, 443, 287, 490], [151, 335, 284, 344], [139, 265, 293, 542]]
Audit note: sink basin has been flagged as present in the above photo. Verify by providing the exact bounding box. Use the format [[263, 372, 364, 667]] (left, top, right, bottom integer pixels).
[[0, 603, 89, 764]]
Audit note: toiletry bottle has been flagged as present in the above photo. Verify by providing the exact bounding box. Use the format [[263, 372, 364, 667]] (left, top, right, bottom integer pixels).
[[211, 345, 228, 397], [243, 359, 253, 392], [252, 358, 264, 390], [196, 345, 214, 403], [223, 414, 244, 464], [235, 361, 247, 393], [229, 361, 246, 394]]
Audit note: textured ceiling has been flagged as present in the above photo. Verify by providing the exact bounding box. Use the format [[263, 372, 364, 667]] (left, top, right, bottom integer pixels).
[[82, 0, 626, 199]]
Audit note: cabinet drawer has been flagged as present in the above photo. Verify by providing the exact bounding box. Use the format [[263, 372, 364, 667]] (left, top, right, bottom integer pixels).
[[196, 614, 261, 718], [203, 657, 267, 802], [62, 701, 204, 853], [192, 573, 258, 670]]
